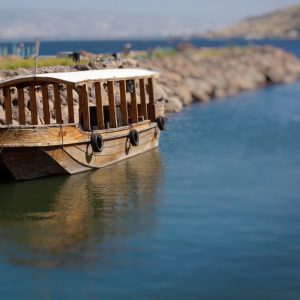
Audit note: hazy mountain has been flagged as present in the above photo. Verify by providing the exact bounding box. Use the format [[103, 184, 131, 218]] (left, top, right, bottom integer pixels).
[[0, 9, 202, 41], [207, 4, 300, 39]]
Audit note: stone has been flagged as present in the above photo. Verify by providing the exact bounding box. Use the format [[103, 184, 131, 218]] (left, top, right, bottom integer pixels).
[[185, 78, 213, 102], [173, 85, 193, 106], [164, 96, 183, 113]]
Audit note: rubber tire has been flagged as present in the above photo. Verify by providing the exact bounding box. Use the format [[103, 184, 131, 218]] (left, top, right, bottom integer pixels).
[[91, 133, 104, 153], [129, 129, 139, 146], [156, 116, 166, 131]]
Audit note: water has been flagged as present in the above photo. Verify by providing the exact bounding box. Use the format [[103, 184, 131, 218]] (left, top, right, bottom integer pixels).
[[0, 80, 300, 299], [1, 38, 300, 57]]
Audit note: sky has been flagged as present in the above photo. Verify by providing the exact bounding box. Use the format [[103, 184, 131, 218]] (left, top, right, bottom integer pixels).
[[0, 0, 299, 40]]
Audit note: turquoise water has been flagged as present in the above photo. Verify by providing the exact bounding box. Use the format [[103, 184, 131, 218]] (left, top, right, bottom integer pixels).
[[0, 81, 300, 299]]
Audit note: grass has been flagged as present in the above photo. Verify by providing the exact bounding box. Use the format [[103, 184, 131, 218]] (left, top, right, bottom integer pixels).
[[124, 47, 178, 60], [198, 48, 224, 58], [151, 47, 177, 59], [193, 46, 248, 58], [0, 56, 89, 70]]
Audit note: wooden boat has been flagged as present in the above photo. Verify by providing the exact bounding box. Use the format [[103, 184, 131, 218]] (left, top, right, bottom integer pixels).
[[0, 68, 165, 180]]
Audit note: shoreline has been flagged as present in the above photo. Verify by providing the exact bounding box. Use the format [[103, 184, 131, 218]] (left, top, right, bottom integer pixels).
[[1, 45, 300, 123]]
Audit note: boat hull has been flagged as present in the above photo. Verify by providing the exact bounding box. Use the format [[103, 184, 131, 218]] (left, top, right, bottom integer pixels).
[[0, 121, 160, 180]]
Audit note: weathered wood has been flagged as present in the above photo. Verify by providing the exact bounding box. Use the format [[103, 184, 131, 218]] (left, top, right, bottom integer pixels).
[[3, 87, 13, 125], [78, 84, 90, 131], [94, 82, 105, 129], [0, 121, 153, 148], [1, 148, 67, 180], [66, 84, 75, 123], [41, 84, 51, 124], [1, 121, 160, 180], [61, 125, 159, 169], [119, 80, 128, 126], [130, 80, 138, 124], [17, 87, 26, 125], [139, 78, 148, 120], [147, 77, 156, 122], [53, 83, 62, 124], [28, 85, 38, 125], [0, 71, 163, 181], [107, 81, 117, 128]]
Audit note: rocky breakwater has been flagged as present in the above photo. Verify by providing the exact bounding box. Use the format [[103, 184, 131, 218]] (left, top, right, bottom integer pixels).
[[0, 45, 300, 124], [147, 46, 300, 112]]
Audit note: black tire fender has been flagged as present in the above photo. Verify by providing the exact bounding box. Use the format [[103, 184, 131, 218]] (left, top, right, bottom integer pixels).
[[91, 133, 104, 153], [129, 129, 139, 146], [156, 116, 166, 131]]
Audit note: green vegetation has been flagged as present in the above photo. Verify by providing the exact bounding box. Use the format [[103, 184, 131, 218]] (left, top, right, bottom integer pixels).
[[197, 48, 224, 58], [193, 46, 247, 58], [0, 56, 89, 70], [126, 47, 178, 60], [151, 47, 177, 59]]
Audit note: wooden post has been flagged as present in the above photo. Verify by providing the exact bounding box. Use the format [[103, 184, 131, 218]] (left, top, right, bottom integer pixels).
[[78, 84, 90, 131], [139, 78, 148, 120], [130, 80, 138, 124], [17, 87, 26, 125], [41, 84, 51, 124], [3, 87, 13, 125], [28, 85, 38, 125], [53, 83, 62, 124], [147, 77, 156, 122], [94, 82, 105, 129], [66, 84, 75, 123], [107, 81, 117, 128], [119, 80, 128, 126]]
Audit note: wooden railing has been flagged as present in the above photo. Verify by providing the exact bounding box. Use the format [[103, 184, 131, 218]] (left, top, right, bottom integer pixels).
[[0, 77, 157, 130]]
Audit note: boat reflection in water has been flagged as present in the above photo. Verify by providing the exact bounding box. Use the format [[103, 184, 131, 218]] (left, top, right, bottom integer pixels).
[[0, 149, 163, 268]]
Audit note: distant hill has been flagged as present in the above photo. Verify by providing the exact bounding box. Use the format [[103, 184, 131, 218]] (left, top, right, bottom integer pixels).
[[207, 5, 300, 39]]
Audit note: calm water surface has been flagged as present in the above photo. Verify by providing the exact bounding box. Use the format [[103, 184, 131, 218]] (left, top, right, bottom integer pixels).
[[1, 38, 300, 57], [0, 82, 300, 299]]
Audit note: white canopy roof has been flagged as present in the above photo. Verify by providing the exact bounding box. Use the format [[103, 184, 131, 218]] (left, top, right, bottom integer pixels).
[[35, 68, 159, 83], [0, 68, 159, 88]]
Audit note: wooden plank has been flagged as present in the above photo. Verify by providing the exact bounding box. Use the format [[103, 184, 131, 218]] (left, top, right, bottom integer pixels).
[[3, 87, 13, 125], [17, 87, 26, 125], [53, 83, 62, 124], [139, 78, 148, 120], [41, 84, 51, 124], [147, 77, 156, 121], [119, 80, 128, 126], [107, 81, 117, 128], [130, 80, 138, 124], [0, 121, 160, 180], [66, 84, 74, 123], [0, 121, 154, 148], [94, 82, 105, 129], [28, 85, 38, 125], [78, 84, 90, 131]]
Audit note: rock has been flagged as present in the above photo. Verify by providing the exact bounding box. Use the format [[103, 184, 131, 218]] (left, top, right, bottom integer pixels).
[[185, 78, 213, 102], [164, 96, 183, 113], [155, 84, 169, 101], [173, 85, 193, 106], [266, 66, 287, 83], [74, 64, 91, 71], [214, 89, 227, 99]]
